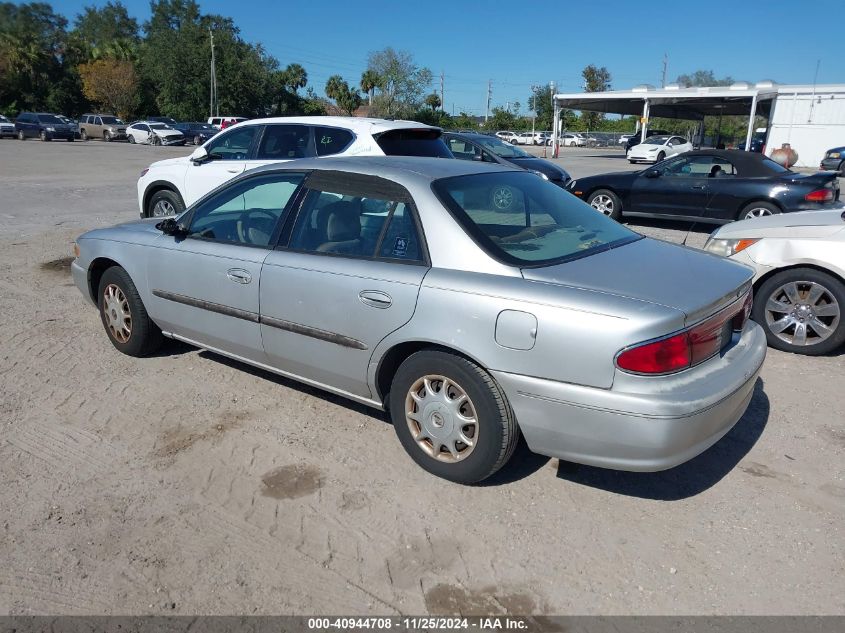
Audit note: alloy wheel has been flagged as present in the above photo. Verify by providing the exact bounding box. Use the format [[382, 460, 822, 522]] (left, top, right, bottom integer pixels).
[[405, 375, 479, 463], [590, 194, 614, 216], [764, 280, 840, 347], [152, 199, 176, 217], [744, 206, 774, 219], [103, 284, 132, 343]]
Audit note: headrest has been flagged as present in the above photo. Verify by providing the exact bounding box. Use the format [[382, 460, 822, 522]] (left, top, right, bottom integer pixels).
[[324, 202, 361, 241]]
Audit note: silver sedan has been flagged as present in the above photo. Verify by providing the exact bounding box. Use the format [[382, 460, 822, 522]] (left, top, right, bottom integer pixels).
[[72, 157, 766, 483]]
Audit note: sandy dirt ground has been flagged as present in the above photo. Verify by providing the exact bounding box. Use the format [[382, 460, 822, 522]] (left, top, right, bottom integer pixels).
[[0, 140, 842, 616]]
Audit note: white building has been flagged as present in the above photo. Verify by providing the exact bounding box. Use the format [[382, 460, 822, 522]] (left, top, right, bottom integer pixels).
[[552, 82, 845, 168]]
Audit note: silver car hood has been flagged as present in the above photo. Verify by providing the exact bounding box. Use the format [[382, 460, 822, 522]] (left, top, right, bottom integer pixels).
[[521, 237, 753, 325], [713, 208, 845, 239]]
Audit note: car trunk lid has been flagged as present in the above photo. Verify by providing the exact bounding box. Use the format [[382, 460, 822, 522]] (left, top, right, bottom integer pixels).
[[521, 237, 753, 325]]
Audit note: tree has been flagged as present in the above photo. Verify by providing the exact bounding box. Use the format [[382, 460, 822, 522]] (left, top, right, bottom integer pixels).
[[78, 58, 138, 117], [581, 64, 611, 129], [366, 47, 432, 117], [325, 74, 345, 101], [273, 62, 307, 115], [424, 92, 441, 112], [325, 75, 361, 116], [676, 70, 734, 87], [360, 69, 379, 107], [528, 85, 554, 130], [72, 1, 138, 58]]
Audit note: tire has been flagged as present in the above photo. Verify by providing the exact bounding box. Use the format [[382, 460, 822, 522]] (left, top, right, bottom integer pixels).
[[104, 131, 112, 142], [587, 188, 622, 220], [739, 201, 780, 221], [656, 151, 665, 162], [97, 267, 163, 357], [753, 267, 845, 355], [81, 129, 88, 141], [389, 350, 520, 484], [628, 159, 637, 164], [67, 137, 74, 142], [40, 130, 48, 141], [194, 135, 201, 146], [839, 160, 845, 176], [17, 130, 25, 140], [152, 135, 161, 146], [146, 188, 184, 218], [127, 134, 135, 144]]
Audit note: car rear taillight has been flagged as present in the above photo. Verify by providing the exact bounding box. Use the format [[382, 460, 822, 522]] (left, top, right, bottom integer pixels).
[[805, 188, 834, 202], [617, 291, 751, 375]]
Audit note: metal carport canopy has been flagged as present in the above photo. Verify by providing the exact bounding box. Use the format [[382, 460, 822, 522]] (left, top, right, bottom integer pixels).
[[552, 85, 779, 120]]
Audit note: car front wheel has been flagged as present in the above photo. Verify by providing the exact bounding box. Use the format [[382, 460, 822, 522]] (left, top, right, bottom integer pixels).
[[389, 350, 520, 484], [97, 267, 163, 357], [147, 189, 184, 218], [587, 189, 622, 220], [17, 130, 25, 140], [754, 268, 845, 355]]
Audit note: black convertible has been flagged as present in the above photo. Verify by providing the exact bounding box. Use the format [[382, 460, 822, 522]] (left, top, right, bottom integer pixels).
[[568, 150, 841, 224]]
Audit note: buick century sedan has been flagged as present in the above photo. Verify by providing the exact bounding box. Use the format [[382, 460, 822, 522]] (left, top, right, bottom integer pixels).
[[73, 157, 766, 483]]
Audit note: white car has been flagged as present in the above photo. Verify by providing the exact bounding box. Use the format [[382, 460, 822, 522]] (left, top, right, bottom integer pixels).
[[627, 135, 692, 163], [495, 131, 520, 144], [515, 132, 537, 145], [208, 116, 247, 130], [619, 133, 635, 145], [704, 208, 845, 355], [0, 114, 15, 138], [137, 116, 448, 218], [561, 133, 586, 147], [127, 121, 186, 146]]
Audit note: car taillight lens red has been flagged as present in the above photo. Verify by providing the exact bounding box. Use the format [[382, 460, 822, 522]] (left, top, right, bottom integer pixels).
[[805, 188, 833, 202], [617, 291, 751, 375], [616, 333, 691, 374]]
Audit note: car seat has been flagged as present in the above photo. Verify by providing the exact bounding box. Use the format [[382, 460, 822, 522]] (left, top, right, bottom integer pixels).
[[316, 201, 363, 255]]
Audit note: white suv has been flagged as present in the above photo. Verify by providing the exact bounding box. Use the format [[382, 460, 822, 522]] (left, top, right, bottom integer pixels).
[[137, 116, 450, 217]]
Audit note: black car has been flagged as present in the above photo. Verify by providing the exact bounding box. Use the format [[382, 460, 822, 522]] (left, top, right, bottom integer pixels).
[[173, 121, 217, 145], [820, 146, 845, 175], [568, 150, 841, 223], [15, 112, 76, 141], [442, 132, 571, 187], [148, 116, 178, 126], [625, 129, 670, 152]]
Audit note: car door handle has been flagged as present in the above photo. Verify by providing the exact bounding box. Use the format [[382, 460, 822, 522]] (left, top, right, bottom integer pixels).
[[226, 268, 252, 284], [359, 290, 392, 309]]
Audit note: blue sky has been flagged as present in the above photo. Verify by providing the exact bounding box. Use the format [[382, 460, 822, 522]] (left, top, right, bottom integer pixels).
[[49, 0, 845, 116]]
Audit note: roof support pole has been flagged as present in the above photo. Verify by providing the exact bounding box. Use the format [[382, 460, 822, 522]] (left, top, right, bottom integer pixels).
[[640, 99, 650, 142], [744, 92, 759, 152], [552, 99, 561, 158]]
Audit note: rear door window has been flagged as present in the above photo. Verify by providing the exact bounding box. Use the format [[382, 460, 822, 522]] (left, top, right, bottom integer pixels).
[[375, 129, 452, 157], [256, 125, 311, 159], [314, 126, 354, 156]]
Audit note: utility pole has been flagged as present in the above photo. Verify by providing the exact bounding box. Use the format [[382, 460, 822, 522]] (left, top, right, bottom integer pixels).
[[485, 79, 492, 122], [661, 53, 668, 88], [440, 70, 444, 112], [209, 28, 218, 118]]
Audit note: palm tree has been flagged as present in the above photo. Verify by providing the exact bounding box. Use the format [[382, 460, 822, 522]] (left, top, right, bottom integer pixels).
[[425, 92, 441, 112], [360, 69, 379, 106], [284, 63, 307, 94], [325, 75, 345, 102]]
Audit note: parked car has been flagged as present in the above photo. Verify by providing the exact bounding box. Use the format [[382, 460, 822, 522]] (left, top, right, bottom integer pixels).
[[208, 116, 247, 130], [705, 208, 845, 355], [515, 132, 537, 145], [126, 121, 186, 146], [559, 133, 586, 147], [79, 114, 127, 141], [568, 150, 841, 222], [735, 132, 766, 153], [625, 129, 670, 152], [73, 156, 765, 483], [0, 114, 15, 138], [820, 146, 845, 175], [137, 117, 452, 218], [443, 132, 571, 188], [627, 135, 692, 163], [618, 133, 635, 145], [495, 131, 520, 144], [173, 121, 217, 145], [56, 115, 80, 138], [15, 112, 76, 141]]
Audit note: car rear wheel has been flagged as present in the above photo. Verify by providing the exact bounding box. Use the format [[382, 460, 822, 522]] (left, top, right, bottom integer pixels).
[[40, 130, 48, 141], [104, 131, 112, 142], [753, 267, 845, 355], [127, 134, 135, 144], [97, 267, 163, 357], [739, 201, 780, 220], [147, 189, 184, 218], [389, 350, 520, 484], [194, 135, 202, 145], [80, 130, 88, 141], [587, 189, 622, 220]]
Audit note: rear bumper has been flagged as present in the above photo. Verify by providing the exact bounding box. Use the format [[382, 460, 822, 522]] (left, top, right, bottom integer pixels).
[[492, 322, 767, 472]]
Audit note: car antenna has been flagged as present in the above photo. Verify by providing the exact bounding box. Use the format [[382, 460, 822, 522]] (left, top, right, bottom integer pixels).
[[682, 220, 700, 247]]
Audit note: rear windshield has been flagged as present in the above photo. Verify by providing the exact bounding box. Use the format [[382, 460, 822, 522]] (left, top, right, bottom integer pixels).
[[432, 171, 639, 266], [375, 129, 452, 157]]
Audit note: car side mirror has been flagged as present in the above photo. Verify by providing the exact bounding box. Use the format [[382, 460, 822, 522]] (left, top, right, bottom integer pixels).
[[156, 218, 188, 236], [190, 146, 209, 164], [645, 169, 661, 178]]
